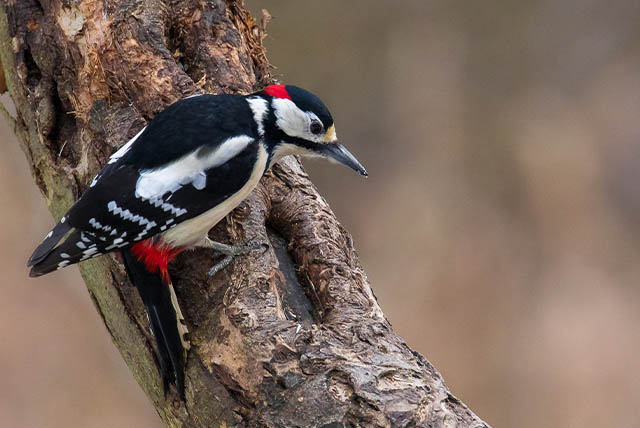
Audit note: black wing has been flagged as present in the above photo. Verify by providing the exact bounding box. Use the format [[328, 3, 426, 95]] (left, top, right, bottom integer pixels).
[[29, 143, 259, 276], [29, 95, 260, 276]]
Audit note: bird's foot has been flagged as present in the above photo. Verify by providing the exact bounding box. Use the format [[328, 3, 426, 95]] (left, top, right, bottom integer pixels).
[[202, 238, 268, 276]]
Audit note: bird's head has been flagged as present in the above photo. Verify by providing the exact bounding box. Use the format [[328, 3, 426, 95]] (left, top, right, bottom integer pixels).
[[256, 84, 367, 177]]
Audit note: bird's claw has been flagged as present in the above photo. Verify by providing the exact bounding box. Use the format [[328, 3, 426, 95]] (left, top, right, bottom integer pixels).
[[206, 240, 269, 276]]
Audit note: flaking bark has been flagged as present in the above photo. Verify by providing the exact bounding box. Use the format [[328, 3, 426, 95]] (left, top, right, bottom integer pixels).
[[0, 1, 491, 426]]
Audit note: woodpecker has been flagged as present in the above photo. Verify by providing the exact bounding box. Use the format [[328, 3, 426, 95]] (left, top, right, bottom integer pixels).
[[27, 84, 367, 400]]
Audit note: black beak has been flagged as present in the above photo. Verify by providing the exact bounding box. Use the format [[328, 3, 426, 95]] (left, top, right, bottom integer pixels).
[[320, 142, 368, 177]]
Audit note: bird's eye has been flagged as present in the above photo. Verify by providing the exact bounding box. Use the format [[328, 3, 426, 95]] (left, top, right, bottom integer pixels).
[[310, 120, 323, 135]]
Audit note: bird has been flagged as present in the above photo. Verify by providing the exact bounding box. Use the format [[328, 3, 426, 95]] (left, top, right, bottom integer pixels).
[[27, 84, 367, 400]]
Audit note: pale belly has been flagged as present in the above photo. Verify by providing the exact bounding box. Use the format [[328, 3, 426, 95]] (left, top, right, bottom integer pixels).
[[158, 145, 268, 248]]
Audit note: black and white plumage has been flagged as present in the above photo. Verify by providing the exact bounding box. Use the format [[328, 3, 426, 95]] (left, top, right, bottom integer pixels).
[[27, 84, 367, 399], [29, 95, 264, 274]]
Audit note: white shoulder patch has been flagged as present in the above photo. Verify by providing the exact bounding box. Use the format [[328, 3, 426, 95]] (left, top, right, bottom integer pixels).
[[108, 126, 146, 165], [135, 135, 254, 199], [247, 97, 269, 136]]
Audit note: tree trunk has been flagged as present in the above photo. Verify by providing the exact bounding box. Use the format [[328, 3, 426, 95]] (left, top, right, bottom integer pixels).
[[0, 1, 491, 426]]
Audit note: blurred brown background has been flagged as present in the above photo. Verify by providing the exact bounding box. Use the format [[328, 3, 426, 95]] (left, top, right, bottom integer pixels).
[[2, 1, 640, 427]]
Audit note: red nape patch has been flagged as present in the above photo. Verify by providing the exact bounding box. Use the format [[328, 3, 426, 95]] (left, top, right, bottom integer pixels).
[[131, 240, 183, 279], [263, 84, 291, 100]]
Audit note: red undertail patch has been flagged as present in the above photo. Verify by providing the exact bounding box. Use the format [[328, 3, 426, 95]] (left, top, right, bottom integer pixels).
[[264, 84, 291, 100], [131, 240, 183, 280]]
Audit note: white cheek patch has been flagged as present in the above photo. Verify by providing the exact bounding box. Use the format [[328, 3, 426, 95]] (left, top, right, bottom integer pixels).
[[272, 98, 310, 139], [135, 135, 253, 199], [272, 98, 331, 143]]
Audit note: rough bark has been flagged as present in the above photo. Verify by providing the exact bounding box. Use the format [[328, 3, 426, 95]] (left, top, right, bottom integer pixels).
[[0, 1, 491, 427]]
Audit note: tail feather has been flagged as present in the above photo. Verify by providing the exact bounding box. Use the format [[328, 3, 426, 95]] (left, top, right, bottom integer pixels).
[[121, 248, 187, 399], [29, 222, 189, 399], [28, 217, 72, 267]]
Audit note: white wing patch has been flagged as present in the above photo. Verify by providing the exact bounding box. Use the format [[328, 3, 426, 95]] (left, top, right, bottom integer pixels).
[[89, 127, 147, 188], [89, 217, 114, 233], [160, 144, 269, 248], [135, 135, 253, 200], [108, 126, 147, 165], [142, 196, 187, 217], [89, 174, 101, 188], [80, 247, 99, 261], [107, 200, 155, 228], [247, 97, 269, 136], [107, 200, 156, 243]]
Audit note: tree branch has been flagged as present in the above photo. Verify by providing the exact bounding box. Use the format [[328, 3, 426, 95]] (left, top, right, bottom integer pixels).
[[0, 0, 490, 426], [0, 59, 6, 93]]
